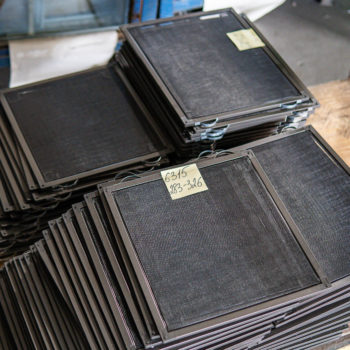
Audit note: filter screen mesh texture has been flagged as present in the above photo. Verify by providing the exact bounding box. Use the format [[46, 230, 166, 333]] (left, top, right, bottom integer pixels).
[[113, 157, 319, 331], [253, 131, 350, 282], [4, 67, 163, 183], [128, 11, 300, 120]]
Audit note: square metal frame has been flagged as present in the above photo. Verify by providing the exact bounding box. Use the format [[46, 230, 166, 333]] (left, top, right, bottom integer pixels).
[[86, 191, 302, 350], [228, 125, 350, 284], [228, 125, 350, 176], [119, 39, 308, 145], [96, 177, 307, 347], [103, 150, 329, 341], [0, 65, 171, 189], [120, 8, 318, 128]]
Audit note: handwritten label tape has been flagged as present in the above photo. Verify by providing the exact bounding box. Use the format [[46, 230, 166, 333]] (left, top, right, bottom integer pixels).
[[161, 164, 208, 200], [226, 29, 265, 51]]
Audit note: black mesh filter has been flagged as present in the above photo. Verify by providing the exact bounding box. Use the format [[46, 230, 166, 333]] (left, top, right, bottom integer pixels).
[[252, 131, 350, 282], [127, 11, 301, 120], [3, 66, 164, 183], [112, 156, 319, 331]]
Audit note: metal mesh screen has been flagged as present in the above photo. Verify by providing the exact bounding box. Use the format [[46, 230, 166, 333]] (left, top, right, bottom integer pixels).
[[113, 157, 319, 331], [4, 67, 163, 182], [128, 11, 300, 119], [252, 131, 350, 282]]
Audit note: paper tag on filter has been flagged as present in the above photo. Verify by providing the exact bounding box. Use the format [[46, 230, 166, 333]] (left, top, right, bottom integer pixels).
[[161, 164, 208, 200], [226, 29, 265, 51]]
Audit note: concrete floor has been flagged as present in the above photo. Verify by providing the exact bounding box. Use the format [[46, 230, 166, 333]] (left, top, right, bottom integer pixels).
[[255, 0, 350, 86]]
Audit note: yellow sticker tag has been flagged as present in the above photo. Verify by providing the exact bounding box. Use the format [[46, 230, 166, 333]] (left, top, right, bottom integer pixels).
[[161, 164, 208, 200], [226, 29, 265, 51]]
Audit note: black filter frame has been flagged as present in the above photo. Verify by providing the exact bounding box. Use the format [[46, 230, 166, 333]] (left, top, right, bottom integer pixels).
[[230, 125, 350, 187], [0, 66, 170, 189], [120, 8, 317, 128], [229, 125, 350, 283], [118, 39, 305, 143], [97, 176, 309, 347], [102, 150, 329, 342]]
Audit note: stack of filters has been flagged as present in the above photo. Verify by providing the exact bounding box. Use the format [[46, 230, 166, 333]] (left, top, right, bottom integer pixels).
[[0, 64, 170, 260], [0, 126, 349, 350], [231, 125, 350, 349], [251, 282, 350, 350], [0, 9, 321, 259], [117, 8, 318, 158]]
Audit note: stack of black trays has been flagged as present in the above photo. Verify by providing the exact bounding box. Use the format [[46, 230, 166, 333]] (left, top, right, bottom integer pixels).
[[117, 8, 318, 159], [1, 126, 349, 349], [0, 64, 170, 260]]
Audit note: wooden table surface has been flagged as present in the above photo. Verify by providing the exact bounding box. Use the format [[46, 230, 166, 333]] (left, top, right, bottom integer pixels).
[[307, 79, 350, 166]]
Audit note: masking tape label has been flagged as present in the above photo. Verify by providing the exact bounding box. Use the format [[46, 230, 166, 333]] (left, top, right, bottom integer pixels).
[[226, 29, 265, 51], [161, 164, 208, 200]]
